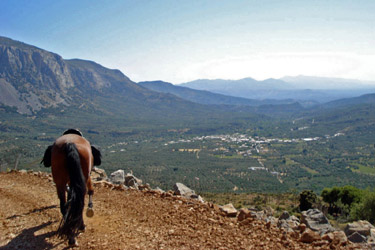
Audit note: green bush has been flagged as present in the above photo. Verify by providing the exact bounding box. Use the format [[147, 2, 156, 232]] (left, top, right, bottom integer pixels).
[[339, 186, 363, 207], [321, 187, 340, 206], [321, 185, 364, 218], [299, 190, 317, 211], [350, 190, 375, 224]]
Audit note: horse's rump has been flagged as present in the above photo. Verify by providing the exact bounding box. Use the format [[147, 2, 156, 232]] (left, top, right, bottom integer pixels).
[[57, 142, 86, 238]]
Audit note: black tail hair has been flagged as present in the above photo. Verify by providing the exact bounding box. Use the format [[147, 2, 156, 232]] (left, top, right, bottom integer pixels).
[[91, 145, 102, 166], [41, 145, 53, 167], [58, 143, 86, 239]]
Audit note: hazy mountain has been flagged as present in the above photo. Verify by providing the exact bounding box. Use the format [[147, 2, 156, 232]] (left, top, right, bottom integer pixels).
[[180, 78, 292, 91], [281, 75, 375, 90], [139, 80, 297, 106], [180, 76, 375, 103]]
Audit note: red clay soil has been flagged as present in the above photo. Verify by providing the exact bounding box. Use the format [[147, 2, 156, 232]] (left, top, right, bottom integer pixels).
[[0, 171, 365, 249]]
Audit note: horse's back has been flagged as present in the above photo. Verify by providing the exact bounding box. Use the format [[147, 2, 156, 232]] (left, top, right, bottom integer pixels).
[[52, 134, 93, 185]]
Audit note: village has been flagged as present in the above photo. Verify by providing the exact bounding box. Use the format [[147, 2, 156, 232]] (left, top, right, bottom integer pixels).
[[165, 131, 345, 158]]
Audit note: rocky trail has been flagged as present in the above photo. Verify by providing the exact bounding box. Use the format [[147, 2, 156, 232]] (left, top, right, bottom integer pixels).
[[0, 171, 366, 249]]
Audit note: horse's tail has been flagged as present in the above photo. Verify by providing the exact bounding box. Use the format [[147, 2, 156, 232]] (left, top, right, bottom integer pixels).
[[58, 143, 86, 238]]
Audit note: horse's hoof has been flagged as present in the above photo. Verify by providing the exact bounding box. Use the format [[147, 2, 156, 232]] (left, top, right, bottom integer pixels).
[[86, 207, 94, 217], [68, 238, 78, 247]]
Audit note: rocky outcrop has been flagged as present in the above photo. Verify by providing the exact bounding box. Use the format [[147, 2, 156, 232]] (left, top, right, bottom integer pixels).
[[0, 37, 74, 113], [278, 213, 300, 233], [301, 208, 335, 235], [347, 231, 367, 243], [345, 220, 375, 244], [173, 182, 204, 202], [109, 170, 125, 184], [219, 203, 238, 217], [344, 220, 375, 237], [125, 173, 142, 189], [91, 167, 107, 181]]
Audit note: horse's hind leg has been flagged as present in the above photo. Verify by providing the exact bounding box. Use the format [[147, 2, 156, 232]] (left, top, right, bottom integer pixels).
[[87, 176, 94, 209], [56, 184, 67, 217], [80, 177, 94, 231]]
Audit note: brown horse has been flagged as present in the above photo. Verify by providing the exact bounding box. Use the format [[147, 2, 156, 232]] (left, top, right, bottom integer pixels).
[[42, 129, 101, 246]]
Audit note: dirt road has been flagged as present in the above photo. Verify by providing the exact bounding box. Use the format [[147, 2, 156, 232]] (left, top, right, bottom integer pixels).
[[0, 171, 362, 249]]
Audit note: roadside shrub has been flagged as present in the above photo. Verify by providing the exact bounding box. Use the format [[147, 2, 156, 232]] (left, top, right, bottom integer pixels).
[[299, 190, 317, 211]]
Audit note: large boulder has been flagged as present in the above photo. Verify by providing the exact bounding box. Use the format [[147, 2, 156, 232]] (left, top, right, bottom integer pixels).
[[344, 220, 375, 238], [173, 182, 195, 197], [301, 209, 335, 235], [322, 231, 348, 245], [237, 208, 252, 222], [109, 169, 125, 184], [299, 228, 321, 243], [219, 203, 238, 217], [124, 173, 142, 188], [347, 231, 367, 243], [91, 167, 107, 181], [173, 182, 204, 202]]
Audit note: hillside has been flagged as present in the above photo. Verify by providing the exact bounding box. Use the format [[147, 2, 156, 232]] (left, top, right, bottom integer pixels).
[[0, 171, 362, 249], [320, 93, 375, 109], [0, 36, 267, 136], [0, 36, 229, 122]]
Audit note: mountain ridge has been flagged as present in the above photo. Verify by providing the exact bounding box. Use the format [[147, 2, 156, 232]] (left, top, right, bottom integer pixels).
[[0, 36, 213, 118], [180, 77, 375, 103], [139, 80, 297, 106]]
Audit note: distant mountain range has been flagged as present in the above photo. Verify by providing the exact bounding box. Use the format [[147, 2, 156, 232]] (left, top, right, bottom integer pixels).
[[1, 35, 375, 125], [180, 77, 375, 103], [138, 80, 297, 106]]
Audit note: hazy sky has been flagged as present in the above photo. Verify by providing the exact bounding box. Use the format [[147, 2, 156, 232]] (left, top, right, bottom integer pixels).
[[1, 0, 375, 83]]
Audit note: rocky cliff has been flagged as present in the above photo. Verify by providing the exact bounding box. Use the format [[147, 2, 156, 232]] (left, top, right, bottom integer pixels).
[[0, 36, 147, 114]]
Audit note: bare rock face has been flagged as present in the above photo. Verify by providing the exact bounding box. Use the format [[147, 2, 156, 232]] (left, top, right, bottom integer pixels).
[[301, 209, 335, 235], [109, 170, 125, 184], [0, 36, 135, 115], [0, 38, 74, 114]]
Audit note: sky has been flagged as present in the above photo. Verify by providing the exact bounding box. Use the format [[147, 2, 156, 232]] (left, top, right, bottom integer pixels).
[[1, 0, 375, 84]]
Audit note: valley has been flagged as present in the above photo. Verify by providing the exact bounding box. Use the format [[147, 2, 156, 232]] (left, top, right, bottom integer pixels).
[[1, 36, 375, 196]]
